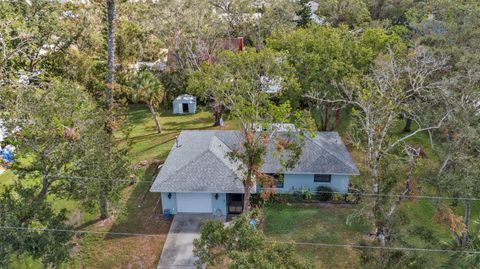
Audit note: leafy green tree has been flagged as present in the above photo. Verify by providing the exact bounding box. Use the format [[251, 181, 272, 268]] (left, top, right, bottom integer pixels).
[[209, 0, 299, 49], [0, 184, 73, 268], [268, 26, 404, 130], [130, 70, 165, 133], [0, 79, 130, 220], [189, 48, 309, 213], [366, 0, 415, 23], [194, 214, 313, 268], [308, 50, 449, 246], [296, 0, 313, 27], [0, 0, 85, 81], [316, 0, 371, 27], [187, 63, 229, 126]]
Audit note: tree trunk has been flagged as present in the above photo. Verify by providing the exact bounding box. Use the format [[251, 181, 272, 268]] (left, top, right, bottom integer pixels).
[[149, 103, 162, 133], [403, 117, 412, 133], [100, 193, 109, 219], [321, 105, 328, 131], [212, 102, 224, 127], [461, 200, 471, 245], [35, 176, 51, 202], [243, 185, 251, 215], [242, 169, 253, 215], [371, 0, 385, 20], [213, 111, 223, 127], [100, 0, 115, 219], [105, 0, 115, 111]]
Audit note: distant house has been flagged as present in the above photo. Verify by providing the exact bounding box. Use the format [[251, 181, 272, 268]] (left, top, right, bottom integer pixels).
[[128, 49, 169, 72], [173, 94, 197, 114], [150, 130, 359, 216]]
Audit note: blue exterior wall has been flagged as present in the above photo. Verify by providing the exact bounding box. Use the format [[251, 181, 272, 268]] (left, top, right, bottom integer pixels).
[[212, 193, 227, 216], [172, 100, 196, 114], [161, 192, 177, 214], [275, 174, 350, 194], [161, 192, 227, 216]]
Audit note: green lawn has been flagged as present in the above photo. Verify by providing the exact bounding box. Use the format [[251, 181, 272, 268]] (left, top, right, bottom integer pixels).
[[122, 105, 237, 162], [3, 105, 227, 268], [263, 203, 370, 268], [2, 104, 472, 268], [263, 199, 474, 268], [70, 105, 230, 268]]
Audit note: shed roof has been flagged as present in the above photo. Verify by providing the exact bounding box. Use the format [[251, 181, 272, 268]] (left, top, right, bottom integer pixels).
[[174, 94, 196, 102], [151, 130, 359, 193]]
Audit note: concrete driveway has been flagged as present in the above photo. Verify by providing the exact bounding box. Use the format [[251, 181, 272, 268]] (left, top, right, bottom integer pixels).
[[157, 214, 223, 269]]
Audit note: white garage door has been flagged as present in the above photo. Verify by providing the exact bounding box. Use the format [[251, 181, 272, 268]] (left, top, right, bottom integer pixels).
[[177, 193, 212, 213]]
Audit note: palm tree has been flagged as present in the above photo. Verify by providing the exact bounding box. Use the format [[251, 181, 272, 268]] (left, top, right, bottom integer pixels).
[[106, 0, 115, 111], [131, 70, 165, 133], [100, 0, 116, 220]]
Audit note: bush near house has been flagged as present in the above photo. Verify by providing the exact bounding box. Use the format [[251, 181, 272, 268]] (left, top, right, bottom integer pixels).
[[316, 186, 334, 201]]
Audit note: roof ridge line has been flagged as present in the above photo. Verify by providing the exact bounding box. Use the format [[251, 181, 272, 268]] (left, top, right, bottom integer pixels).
[[209, 135, 244, 179]]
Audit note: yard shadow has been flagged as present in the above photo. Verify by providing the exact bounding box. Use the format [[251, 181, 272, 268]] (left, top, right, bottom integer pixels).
[[105, 160, 170, 239]]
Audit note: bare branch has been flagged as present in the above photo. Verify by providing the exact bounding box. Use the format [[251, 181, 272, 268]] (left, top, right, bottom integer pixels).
[[384, 112, 449, 154]]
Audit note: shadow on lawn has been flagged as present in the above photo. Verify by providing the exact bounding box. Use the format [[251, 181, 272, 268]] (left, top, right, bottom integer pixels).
[[163, 117, 213, 130], [106, 161, 169, 238], [72, 162, 171, 268]]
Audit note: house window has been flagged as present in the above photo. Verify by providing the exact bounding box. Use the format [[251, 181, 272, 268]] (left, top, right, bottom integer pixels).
[[267, 173, 284, 188], [314, 174, 331, 183]]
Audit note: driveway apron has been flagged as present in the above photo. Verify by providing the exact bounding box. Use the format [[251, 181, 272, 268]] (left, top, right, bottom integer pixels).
[[157, 213, 223, 269]]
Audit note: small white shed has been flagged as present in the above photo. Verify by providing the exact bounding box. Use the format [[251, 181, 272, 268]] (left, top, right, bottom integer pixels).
[[173, 94, 197, 114]]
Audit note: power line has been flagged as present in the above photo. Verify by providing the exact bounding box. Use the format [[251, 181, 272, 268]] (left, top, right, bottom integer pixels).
[[268, 240, 480, 254], [0, 225, 478, 254], [45, 175, 480, 201], [0, 226, 161, 237], [51, 175, 153, 184], [7, 173, 480, 201], [260, 189, 480, 202]]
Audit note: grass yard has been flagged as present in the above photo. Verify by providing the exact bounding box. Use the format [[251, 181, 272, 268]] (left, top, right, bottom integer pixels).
[[2, 104, 472, 268], [263, 199, 475, 268], [69, 105, 231, 268], [263, 203, 370, 268], [3, 104, 229, 269], [123, 105, 238, 163]]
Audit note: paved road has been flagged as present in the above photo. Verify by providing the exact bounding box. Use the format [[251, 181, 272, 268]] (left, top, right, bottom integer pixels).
[[157, 214, 223, 269]]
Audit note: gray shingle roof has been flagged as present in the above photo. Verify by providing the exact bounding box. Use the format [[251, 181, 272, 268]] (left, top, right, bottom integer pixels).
[[150, 130, 247, 193], [150, 130, 359, 193], [262, 132, 360, 175]]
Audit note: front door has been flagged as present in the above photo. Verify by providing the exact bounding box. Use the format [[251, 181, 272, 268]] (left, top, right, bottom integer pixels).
[[227, 193, 243, 214], [182, 103, 189, 113]]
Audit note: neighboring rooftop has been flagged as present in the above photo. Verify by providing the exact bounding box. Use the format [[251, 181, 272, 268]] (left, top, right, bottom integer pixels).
[[151, 130, 359, 193]]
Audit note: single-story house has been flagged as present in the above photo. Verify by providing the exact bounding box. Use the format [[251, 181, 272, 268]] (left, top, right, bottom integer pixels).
[[172, 94, 197, 114], [150, 130, 359, 216]]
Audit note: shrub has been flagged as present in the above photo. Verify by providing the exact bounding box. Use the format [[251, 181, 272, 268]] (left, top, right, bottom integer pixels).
[[316, 186, 334, 201], [299, 186, 313, 200]]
